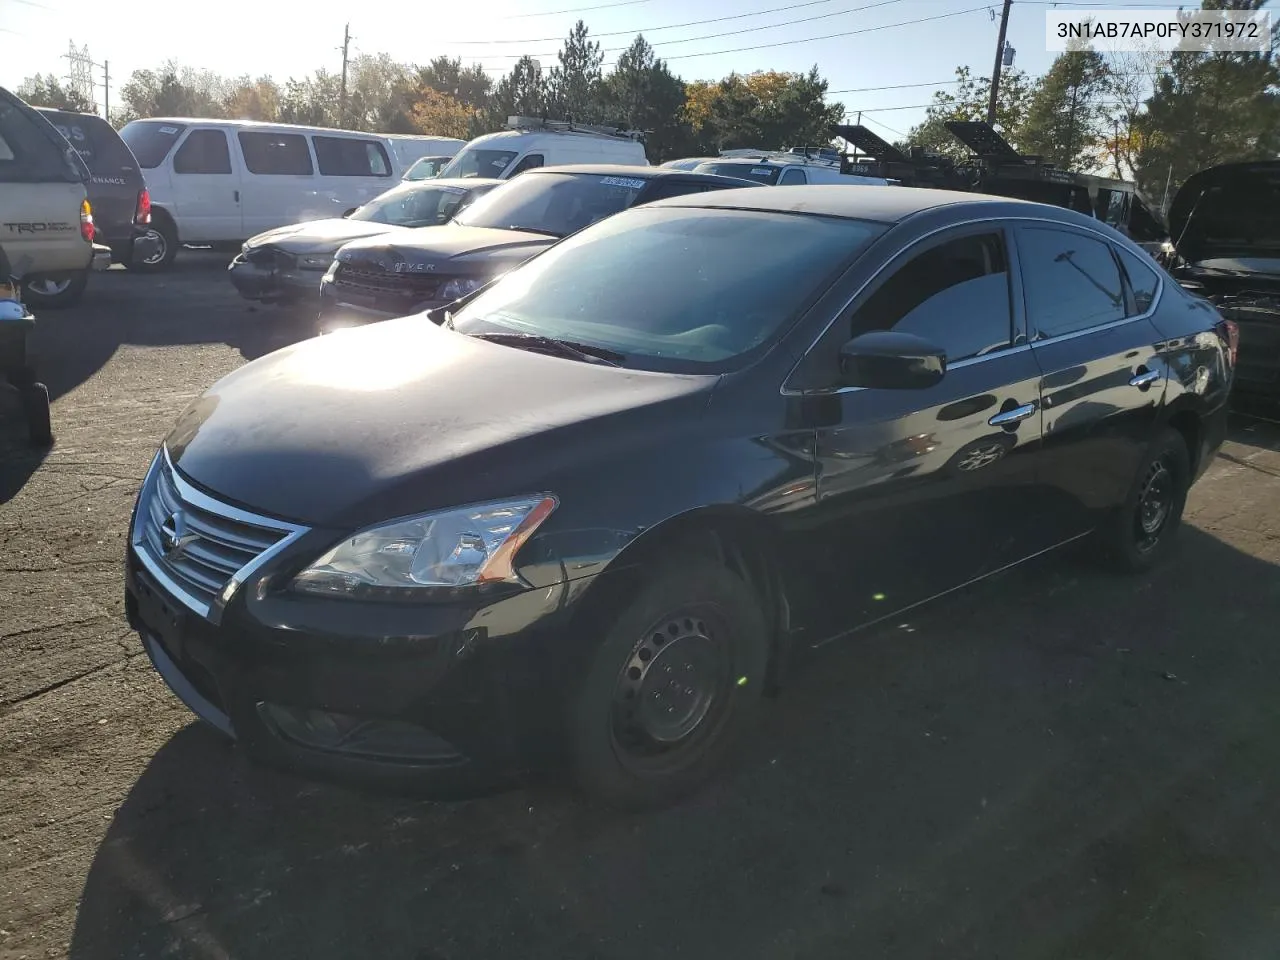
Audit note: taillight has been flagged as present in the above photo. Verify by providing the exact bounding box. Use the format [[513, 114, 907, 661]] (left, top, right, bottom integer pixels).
[[1216, 317, 1239, 367], [80, 199, 94, 244], [135, 188, 151, 226]]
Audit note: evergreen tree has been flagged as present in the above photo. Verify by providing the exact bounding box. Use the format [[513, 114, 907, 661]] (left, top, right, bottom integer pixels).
[[546, 20, 605, 121], [1020, 40, 1111, 170]]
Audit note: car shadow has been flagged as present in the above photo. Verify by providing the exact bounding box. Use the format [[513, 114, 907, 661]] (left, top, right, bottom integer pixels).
[[69, 524, 1280, 960]]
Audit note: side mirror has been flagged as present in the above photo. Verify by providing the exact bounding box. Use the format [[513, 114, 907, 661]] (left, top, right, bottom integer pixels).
[[838, 330, 946, 390]]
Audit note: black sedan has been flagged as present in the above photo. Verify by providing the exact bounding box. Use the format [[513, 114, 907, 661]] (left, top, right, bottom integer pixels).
[[125, 186, 1234, 809], [227, 178, 501, 306], [318, 165, 762, 324]]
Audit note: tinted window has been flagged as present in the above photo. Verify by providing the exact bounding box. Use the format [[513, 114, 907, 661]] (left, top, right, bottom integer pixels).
[[119, 120, 186, 169], [1116, 244, 1160, 314], [38, 111, 136, 174], [510, 153, 544, 175], [0, 97, 84, 183], [173, 129, 232, 175], [350, 182, 490, 227], [639, 180, 710, 203], [451, 207, 887, 373], [1019, 227, 1126, 339], [404, 156, 449, 180], [696, 162, 781, 185], [453, 172, 650, 237], [852, 232, 1013, 362], [779, 168, 807, 185], [438, 148, 518, 179], [238, 132, 313, 175], [314, 136, 391, 177]]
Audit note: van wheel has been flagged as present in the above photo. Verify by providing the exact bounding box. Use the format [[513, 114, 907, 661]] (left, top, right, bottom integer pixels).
[[128, 215, 177, 272], [22, 271, 88, 309], [1095, 427, 1191, 573], [567, 557, 769, 810]]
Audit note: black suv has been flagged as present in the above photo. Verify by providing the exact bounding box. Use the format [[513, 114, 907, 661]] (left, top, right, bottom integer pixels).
[[319, 165, 761, 324], [35, 108, 158, 270]]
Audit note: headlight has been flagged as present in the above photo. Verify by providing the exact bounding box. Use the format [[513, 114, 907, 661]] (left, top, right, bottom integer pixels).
[[291, 495, 558, 599], [439, 277, 485, 301], [301, 254, 333, 270]]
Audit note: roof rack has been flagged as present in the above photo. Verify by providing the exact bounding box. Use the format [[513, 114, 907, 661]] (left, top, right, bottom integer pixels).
[[505, 115, 646, 142], [716, 148, 842, 169]]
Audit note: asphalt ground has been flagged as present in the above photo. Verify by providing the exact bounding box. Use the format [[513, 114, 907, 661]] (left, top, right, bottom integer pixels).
[[3, 253, 1280, 960]]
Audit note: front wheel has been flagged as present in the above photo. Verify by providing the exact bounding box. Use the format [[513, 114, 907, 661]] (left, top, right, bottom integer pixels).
[[22, 271, 88, 309], [1096, 427, 1191, 573], [567, 557, 769, 810]]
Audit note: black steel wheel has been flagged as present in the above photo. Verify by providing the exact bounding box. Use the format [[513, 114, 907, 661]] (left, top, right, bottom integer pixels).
[[568, 556, 769, 810], [1097, 426, 1190, 573]]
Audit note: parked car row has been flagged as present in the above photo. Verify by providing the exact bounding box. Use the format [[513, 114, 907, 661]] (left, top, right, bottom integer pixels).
[[127, 179, 1240, 810]]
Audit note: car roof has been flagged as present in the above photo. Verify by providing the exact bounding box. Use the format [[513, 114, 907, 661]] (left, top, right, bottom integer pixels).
[[531, 164, 762, 185], [642, 184, 1042, 222], [415, 177, 503, 189]]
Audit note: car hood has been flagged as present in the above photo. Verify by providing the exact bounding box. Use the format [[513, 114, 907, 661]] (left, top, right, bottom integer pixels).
[[334, 223, 556, 274], [165, 316, 715, 529], [248, 218, 414, 253], [1168, 161, 1280, 266]]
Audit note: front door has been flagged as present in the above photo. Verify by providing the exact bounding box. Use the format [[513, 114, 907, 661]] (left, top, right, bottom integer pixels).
[[169, 128, 242, 242], [1013, 223, 1168, 545], [791, 225, 1048, 639]]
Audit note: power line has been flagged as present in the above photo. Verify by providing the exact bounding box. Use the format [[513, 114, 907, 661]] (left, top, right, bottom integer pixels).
[[507, 0, 654, 17]]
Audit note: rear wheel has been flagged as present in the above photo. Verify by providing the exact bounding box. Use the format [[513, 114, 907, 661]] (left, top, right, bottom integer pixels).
[[127, 215, 177, 272], [567, 557, 769, 810], [22, 271, 88, 309], [1096, 427, 1191, 573]]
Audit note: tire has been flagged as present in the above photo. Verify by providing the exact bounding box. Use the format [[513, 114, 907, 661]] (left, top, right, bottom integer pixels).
[[127, 215, 177, 272], [22, 382, 53, 447], [1096, 427, 1191, 573], [567, 556, 770, 810], [22, 271, 88, 309]]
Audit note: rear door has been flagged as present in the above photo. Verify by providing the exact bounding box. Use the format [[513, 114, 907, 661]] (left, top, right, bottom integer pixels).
[[1015, 221, 1168, 546], [170, 127, 242, 242], [40, 111, 140, 245]]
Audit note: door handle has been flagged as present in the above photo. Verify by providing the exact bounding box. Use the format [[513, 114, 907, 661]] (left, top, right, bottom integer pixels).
[[988, 402, 1037, 427], [234, 190, 240, 203], [1129, 369, 1160, 388]]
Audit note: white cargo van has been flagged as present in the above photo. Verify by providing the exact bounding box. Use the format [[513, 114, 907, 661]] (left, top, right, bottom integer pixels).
[[695, 151, 889, 187], [437, 116, 648, 180], [118, 118, 413, 269], [383, 134, 465, 172]]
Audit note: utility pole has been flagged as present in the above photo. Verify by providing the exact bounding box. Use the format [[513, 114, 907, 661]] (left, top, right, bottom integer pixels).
[[987, 0, 1013, 125], [102, 60, 109, 121], [338, 23, 352, 127]]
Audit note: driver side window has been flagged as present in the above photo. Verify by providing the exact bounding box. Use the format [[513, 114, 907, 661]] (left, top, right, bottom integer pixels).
[[850, 231, 1014, 363]]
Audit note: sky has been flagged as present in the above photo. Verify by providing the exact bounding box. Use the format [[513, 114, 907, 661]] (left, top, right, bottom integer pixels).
[[0, 0, 1173, 142]]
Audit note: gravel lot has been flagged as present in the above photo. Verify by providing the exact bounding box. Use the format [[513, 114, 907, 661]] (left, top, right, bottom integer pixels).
[[3, 255, 1280, 960]]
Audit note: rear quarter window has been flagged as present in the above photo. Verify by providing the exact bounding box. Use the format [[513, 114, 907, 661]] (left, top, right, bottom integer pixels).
[[41, 112, 138, 176], [0, 98, 82, 183], [238, 132, 314, 176], [313, 136, 392, 177]]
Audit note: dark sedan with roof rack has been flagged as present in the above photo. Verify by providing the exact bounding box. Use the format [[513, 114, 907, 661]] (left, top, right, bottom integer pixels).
[[317, 164, 763, 326]]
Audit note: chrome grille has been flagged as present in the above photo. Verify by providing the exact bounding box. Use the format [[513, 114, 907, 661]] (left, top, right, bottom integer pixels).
[[333, 264, 444, 300], [132, 452, 305, 620]]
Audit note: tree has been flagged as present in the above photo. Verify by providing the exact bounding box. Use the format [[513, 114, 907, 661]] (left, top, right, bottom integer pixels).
[[16, 74, 94, 112], [117, 62, 229, 123], [416, 56, 492, 112], [1100, 47, 1170, 178], [222, 75, 281, 121], [546, 20, 605, 121], [412, 89, 473, 139], [1020, 39, 1111, 170], [599, 35, 694, 161], [277, 71, 342, 127], [346, 53, 417, 132], [1132, 0, 1280, 199], [685, 68, 844, 153], [903, 65, 1036, 157], [489, 56, 548, 125]]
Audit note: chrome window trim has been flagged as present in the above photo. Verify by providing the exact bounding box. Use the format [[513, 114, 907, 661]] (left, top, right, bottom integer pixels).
[[780, 213, 1165, 398], [130, 447, 310, 624]]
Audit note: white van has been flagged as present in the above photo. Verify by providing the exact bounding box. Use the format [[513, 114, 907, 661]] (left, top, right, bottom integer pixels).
[[437, 116, 648, 180], [694, 152, 890, 187], [118, 118, 411, 269], [383, 134, 465, 172]]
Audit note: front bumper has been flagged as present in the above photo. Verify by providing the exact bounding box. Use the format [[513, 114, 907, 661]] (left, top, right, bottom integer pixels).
[[318, 276, 451, 323], [125, 540, 590, 793], [229, 255, 326, 304]]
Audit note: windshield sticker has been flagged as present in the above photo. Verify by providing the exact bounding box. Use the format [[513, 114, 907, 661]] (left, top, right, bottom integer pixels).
[[439, 186, 466, 195], [599, 176, 646, 189], [752, 167, 773, 175], [491, 158, 507, 168], [159, 125, 180, 135]]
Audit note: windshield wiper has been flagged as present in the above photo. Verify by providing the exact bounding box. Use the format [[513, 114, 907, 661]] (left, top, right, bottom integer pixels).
[[468, 331, 623, 366], [503, 226, 564, 238]]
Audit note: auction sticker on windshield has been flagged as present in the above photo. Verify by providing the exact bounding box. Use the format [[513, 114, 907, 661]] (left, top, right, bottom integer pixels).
[[599, 177, 647, 189]]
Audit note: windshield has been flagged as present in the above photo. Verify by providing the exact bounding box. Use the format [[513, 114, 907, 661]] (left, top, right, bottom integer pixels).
[[120, 120, 186, 169], [350, 182, 485, 227], [438, 147, 518, 179], [403, 156, 449, 181], [695, 162, 782, 185], [450, 206, 887, 373], [453, 172, 648, 237]]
